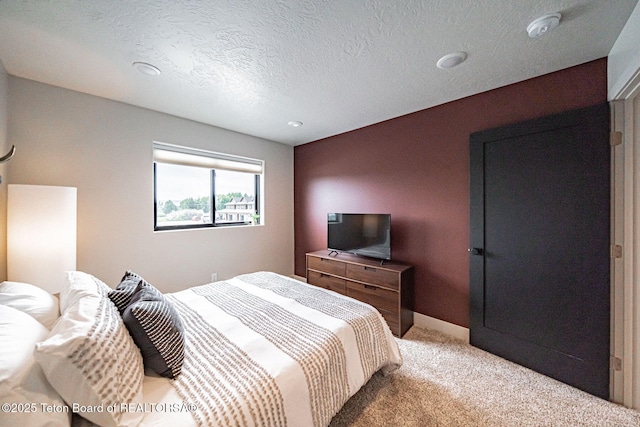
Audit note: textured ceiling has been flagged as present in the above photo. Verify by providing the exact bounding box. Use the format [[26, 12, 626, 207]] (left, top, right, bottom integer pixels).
[[0, 0, 637, 145]]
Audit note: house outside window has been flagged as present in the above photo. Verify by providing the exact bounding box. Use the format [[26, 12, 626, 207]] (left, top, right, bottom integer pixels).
[[153, 142, 263, 231]]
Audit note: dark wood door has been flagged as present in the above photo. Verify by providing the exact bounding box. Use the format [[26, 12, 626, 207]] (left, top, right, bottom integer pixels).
[[469, 103, 611, 399]]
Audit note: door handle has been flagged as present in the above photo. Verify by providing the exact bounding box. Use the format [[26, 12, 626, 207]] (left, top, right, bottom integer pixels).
[[468, 248, 483, 256]]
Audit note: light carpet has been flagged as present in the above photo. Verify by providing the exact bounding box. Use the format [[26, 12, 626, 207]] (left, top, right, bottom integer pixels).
[[330, 326, 640, 426]]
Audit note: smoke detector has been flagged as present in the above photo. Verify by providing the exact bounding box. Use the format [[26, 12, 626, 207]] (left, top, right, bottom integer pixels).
[[527, 13, 561, 38]]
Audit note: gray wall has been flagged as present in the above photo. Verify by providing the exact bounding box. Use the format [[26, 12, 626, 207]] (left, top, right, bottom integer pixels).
[[6, 76, 294, 292], [0, 61, 7, 279]]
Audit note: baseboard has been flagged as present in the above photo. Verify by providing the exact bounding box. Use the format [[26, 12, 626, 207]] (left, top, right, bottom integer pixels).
[[413, 312, 470, 343]]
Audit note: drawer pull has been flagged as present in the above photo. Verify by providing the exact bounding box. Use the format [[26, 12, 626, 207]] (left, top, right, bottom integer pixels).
[[364, 285, 377, 290], [364, 266, 376, 272], [320, 273, 329, 278]]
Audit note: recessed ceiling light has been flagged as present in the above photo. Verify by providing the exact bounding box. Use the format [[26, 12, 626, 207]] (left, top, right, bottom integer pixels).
[[436, 52, 467, 69], [133, 61, 161, 76], [288, 121, 303, 127], [527, 13, 561, 38]]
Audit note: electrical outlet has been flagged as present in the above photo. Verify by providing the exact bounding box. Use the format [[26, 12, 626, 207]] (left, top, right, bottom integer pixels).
[[211, 273, 217, 282]]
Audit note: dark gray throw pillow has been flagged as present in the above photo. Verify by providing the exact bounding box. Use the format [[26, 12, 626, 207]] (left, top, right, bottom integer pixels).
[[122, 280, 185, 379], [108, 270, 147, 314]]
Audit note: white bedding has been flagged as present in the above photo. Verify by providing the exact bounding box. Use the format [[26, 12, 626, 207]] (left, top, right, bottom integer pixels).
[[135, 272, 402, 427]]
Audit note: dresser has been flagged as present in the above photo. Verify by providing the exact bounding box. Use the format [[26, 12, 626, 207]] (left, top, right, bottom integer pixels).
[[305, 250, 414, 337]]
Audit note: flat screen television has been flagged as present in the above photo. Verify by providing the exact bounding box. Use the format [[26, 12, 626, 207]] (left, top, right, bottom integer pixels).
[[327, 213, 391, 261]]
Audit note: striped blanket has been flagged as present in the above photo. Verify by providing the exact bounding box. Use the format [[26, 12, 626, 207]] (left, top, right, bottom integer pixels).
[[151, 272, 402, 427]]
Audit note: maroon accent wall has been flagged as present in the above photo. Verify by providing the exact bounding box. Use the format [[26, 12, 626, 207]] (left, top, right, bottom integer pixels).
[[294, 58, 608, 328]]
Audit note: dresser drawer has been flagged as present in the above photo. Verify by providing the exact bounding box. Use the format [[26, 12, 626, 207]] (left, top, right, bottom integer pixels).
[[346, 281, 398, 315], [307, 271, 346, 294], [346, 264, 399, 290], [307, 256, 346, 276]]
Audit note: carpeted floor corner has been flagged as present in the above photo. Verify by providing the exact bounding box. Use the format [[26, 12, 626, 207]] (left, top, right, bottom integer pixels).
[[330, 326, 640, 426]]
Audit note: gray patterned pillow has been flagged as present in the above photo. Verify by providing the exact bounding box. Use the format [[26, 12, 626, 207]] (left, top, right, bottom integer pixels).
[[122, 280, 185, 379], [108, 270, 146, 313]]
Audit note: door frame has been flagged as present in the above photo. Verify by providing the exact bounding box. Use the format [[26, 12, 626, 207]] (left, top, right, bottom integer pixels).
[[611, 67, 640, 408]]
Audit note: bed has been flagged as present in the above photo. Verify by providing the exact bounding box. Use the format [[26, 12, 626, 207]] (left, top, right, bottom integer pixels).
[[0, 270, 401, 427]]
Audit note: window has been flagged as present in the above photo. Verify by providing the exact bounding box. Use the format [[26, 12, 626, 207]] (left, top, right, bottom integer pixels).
[[153, 143, 262, 231]]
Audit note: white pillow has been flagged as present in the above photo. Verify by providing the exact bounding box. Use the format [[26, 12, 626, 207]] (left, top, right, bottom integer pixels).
[[35, 272, 145, 427], [0, 304, 49, 396], [0, 281, 60, 329], [59, 270, 112, 314], [0, 305, 70, 427]]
